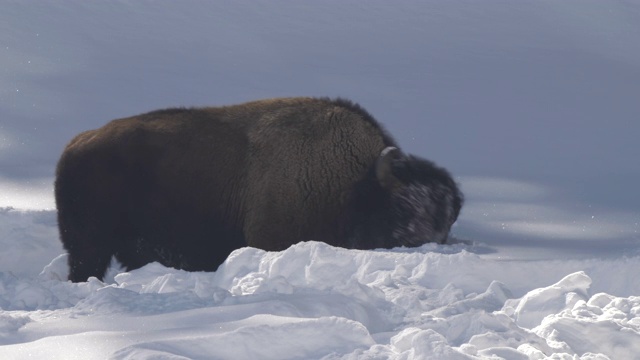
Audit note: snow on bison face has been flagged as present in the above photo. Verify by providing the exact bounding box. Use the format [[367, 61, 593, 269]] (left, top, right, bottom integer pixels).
[[390, 181, 461, 246], [377, 148, 463, 246]]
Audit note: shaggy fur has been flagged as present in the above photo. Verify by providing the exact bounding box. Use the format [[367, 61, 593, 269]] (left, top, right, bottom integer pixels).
[[55, 97, 463, 282]]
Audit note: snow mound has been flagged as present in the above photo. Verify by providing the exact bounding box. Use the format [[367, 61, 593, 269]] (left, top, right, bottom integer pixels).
[[1, 240, 639, 359]]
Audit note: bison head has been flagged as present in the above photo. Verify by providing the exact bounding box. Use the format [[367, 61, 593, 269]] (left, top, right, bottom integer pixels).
[[376, 147, 463, 246]]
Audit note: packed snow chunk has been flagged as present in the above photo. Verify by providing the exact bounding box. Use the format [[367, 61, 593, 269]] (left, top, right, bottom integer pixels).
[[507, 271, 592, 329], [0, 313, 31, 345], [213, 246, 268, 289], [388, 327, 473, 360], [215, 241, 402, 330], [39, 253, 69, 281], [109, 315, 374, 360], [111, 249, 397, 333], [1, 270, 104, 311], [223, 241, 370, 297], [409, 281, 540, 352], [428, 280, 512, 318], [476, 346, 529, 360], [72, 285, 221, 316], [534, 293, 640, 359], [115, 261, 228, 301], [339, 327, 475, 360], [463, 311, 552, 356]]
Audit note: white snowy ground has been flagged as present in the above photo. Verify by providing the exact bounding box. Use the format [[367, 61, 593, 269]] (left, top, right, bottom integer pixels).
[[1, 181, 639, 360], [2, 1, 640, 359]]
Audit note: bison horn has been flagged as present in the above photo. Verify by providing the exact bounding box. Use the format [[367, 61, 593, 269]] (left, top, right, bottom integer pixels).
[[376, 146, 403, 190]]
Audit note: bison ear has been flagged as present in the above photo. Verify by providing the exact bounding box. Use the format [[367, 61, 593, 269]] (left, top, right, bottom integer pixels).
[[376, 146, 404, 191]]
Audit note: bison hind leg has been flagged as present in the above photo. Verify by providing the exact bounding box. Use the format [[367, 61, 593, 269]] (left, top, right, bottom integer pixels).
[[59, 209, 132, 282], [65, 237, 115, 282]]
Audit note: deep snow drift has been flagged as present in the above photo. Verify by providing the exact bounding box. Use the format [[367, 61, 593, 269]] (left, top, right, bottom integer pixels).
[[2, 1, 640, 359], [1, 208, 639, 359]]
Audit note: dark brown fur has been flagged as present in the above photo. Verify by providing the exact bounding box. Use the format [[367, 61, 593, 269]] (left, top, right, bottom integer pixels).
[[56, 97, 462, 282]]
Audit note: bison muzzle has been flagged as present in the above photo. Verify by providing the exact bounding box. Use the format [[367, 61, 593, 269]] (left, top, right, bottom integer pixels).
[[55, 97, 463, 282]]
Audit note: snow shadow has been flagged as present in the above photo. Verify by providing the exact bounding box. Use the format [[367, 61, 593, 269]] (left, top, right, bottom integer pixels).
[[456, 176, 640, 259]]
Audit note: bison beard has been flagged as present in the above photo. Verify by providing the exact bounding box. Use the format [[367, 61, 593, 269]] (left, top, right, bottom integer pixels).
[[55, 97, 463, 282]]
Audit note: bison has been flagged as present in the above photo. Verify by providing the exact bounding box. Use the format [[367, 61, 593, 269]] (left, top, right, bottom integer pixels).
[[55, 97, 463, 282]]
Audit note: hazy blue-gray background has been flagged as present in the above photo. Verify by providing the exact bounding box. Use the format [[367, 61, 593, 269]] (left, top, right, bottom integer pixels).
[[2, 0, 638, 255], [2, 4, 640, 357]]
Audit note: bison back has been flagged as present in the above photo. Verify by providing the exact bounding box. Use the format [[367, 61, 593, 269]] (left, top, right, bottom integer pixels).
[[242, 98, 391, 250]]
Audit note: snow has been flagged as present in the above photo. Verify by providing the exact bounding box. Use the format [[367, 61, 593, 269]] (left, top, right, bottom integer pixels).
[[1, 239, 640, 359], [1, 1, 640, 359]]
